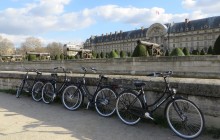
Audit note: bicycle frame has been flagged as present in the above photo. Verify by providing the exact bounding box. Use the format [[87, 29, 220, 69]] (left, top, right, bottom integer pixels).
[[127, 73, 177, 116], [50, 67, 69, 96], [23, 68, 42, 92], [76, 72, 107, 102]]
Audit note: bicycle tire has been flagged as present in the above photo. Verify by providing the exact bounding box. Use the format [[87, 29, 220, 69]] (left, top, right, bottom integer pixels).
[[32, 81, 44, 102], [62, 85, 83, 111], [116, 91, 143, 125], [165, 98, 204, 139], [42, 82, 55, 104], [16, 80, 25, 98], [94, 87, 117, 117]]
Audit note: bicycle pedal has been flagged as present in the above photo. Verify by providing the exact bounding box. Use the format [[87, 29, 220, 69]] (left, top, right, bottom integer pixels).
[[144, 112, 154, 121]]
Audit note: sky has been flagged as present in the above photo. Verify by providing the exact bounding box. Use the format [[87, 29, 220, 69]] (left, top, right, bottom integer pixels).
[[0, 0, 219, 47]]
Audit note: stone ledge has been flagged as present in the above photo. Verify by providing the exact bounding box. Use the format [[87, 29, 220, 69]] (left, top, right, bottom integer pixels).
[[0, 71, 220, 98]]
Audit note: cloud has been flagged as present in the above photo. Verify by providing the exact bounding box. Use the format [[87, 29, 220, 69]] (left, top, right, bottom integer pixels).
[[27, 0, 70, 16], [86, 5, 190, 26], [182, 0, 220, 15], [1, 0, 219, 47]]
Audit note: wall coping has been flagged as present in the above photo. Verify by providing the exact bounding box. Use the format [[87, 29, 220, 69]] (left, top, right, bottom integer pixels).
[[1, 71, 220, 98]]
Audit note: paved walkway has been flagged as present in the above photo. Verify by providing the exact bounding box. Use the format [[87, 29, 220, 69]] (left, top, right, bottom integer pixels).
[[0, 93, 215, 140]]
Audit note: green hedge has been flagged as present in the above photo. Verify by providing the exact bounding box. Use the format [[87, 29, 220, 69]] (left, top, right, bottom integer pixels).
[[170, 48, 185, 56]]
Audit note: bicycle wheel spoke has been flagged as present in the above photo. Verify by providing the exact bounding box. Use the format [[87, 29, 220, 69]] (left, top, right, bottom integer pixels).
[[116, 92, 142, 125], [62, 85, 82, 111], [95, 88, 117, 117], [166, 98, 204, 139]]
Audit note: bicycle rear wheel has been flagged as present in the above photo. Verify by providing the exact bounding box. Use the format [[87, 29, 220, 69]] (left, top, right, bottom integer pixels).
[[116, 91, 143, 125], [94, 87, 117, 117], [16, 80, 25, 98], [166, 98, 204, 139], [42, 82, 55, 104], [62, 85, 83, 111], [32, 81, 44, 102]]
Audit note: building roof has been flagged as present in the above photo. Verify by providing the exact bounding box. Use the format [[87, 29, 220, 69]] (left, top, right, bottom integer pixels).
[[88, 28, 148, 44], [86, 16, 220, 44], [170, 16, 220, 33]]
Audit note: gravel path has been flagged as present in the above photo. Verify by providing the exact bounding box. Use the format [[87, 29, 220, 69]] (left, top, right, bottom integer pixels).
[[0, 93, 215, 140]]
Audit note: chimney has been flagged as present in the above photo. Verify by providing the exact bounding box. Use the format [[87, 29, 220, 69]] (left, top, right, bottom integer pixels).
[[185, 18, 189, 24]]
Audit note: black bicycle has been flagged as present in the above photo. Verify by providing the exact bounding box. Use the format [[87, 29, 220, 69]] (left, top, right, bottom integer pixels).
[[16, 67, 44, 99], [41, 67, 71, 104], [62, 67, 118, 117], [116, 71, 204, 139]]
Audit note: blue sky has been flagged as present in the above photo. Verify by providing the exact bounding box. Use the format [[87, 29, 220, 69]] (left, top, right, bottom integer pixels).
[[0, 0, 219, 47]]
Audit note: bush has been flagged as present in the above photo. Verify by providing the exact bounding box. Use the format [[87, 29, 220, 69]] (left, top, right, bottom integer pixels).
[[127, 52, 131, 57], [105, 52, 109, 58], [100, 52, 105, 58], [170, 48, 185, 56], [200, 49, 206, 55], [55, 54, 60, 60], [120, 51, 126, 58], [182, 47, 190, 56], [207, 46, 213, 55], [96, 53, 101, 58], [115, 49, 119, 55], [165, 49, 170, 56], [132, 44, 149, 57], [109, 50, 119, 58], [192, 49, 199, 55], [60, 54, 64, 60], [213, 35, 220, 54], [28, 54, 36, 61], [92, 51, 96, 59]]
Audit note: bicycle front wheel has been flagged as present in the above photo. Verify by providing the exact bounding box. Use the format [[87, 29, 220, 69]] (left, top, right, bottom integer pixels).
[[116, 91, 143, 125], [42, 82, 55, 104], [32, 81, 44, 102], [94, 87, 117, 117], [166, 98, 204, 139], [62, 85, 83, 111], [16, 80, 25, 98]]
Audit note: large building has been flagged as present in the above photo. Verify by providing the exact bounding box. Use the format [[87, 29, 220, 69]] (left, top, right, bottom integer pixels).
[[84, 16, 220, 54]]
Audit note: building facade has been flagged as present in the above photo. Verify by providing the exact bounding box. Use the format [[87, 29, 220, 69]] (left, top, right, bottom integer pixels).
[[84, 16, 220, 54]]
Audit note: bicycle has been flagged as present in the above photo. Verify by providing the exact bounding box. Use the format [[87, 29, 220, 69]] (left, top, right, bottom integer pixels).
[[16, 67, 44, 99], [41, 67, 71, 104], [115, 71, 204, 139], [62, 67, 118, 117]]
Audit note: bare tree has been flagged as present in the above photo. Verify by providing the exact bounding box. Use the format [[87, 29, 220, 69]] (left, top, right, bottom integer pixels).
[[17, 37, 45, 55], [46, 42, 63, 58], [0, 35, 15, 55]]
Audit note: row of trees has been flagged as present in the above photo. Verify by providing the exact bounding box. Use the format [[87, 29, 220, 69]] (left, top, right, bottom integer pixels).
[[1, 35, 220, 60], [89, 35, 220, 58], [0, 36, 64, 59]]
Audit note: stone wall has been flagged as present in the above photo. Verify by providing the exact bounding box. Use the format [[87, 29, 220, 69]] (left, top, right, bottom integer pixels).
[[0, 71, 219, 129], [0, 55, 220, 78]]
